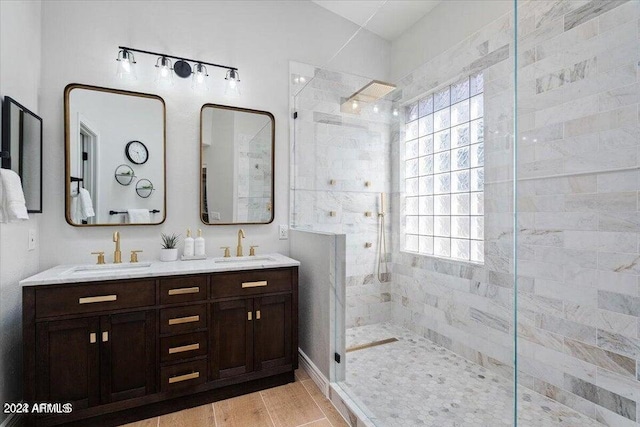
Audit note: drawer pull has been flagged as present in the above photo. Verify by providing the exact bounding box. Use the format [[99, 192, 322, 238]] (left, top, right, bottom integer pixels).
[[169, 343, 200, 354], [168, 315, 200, 325], [89, 333, 97, 344], [248, 311, 252, 321], [168, 287, 200, 296], [241, 280, 267, 288], [256, 310, 261, 320], [79, 294, 117, 304], [102, 331, 109, 342], [168, 371, 199, 384]]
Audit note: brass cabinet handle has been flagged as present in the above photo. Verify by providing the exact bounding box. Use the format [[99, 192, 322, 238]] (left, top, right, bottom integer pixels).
[[256, 310, 261, 320], [102, 331, 109, 342], [89, 333, 97, 344], [168, 371, 199, 384], [79, 294, 117, 304], [247, 311, 252, 321], [168, 343, 200, 354], [168, 315, 200, 325], [168, 287, 199, 295], [241, 281, 267, 288]]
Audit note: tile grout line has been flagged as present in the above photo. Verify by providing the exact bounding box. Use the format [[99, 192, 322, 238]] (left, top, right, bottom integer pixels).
[[211, 402, 217, 427], [259, 390, 278, 427], [295, 417, 330, 427], [300, 378, 340, 427]]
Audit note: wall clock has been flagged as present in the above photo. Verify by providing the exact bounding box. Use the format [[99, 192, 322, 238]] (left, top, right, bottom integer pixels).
[[125, 140, 149, 165]]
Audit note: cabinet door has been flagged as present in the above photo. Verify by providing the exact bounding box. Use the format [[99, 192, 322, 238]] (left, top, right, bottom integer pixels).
[[100, 311, 156, 403], [254, 294, 292, 371], [35, 317, 100, 409], [211, 299, 254, 380]]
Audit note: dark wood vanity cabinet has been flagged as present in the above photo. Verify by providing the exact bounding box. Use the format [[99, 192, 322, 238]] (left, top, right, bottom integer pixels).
[[23, 266, 298, 426]]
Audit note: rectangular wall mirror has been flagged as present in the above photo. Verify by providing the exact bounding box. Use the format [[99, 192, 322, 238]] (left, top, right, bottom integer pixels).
[[200, 104, 274, 225], [64, 84, 166, 226], [2, 96, 43, 213]]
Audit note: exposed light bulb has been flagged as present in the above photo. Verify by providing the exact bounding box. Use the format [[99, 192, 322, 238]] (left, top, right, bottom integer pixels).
[[225, 69, 241, 97], [192, 63, 209, 92], [352, 100, 359, 110], [116, 49, 137, 81], [155, 56, 174, 87], [373, 104, 379, 113], [392, 108, 399, 117]]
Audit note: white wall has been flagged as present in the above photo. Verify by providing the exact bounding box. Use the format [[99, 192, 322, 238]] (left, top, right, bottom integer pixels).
[[38, 0, 390, 268], [0, 0, 42, 421], [390, 0, 512, 82]]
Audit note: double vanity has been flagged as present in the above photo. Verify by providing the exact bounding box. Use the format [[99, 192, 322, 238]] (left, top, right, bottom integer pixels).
[[21, 254, 299, 426]]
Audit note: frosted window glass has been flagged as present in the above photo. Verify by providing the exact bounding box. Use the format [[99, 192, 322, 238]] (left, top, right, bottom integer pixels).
[[406, 139, 419, 159], [451, 217, 470, 238], [406, 121, 419, 140], [419, 95, 433, 117], [452, 193, 470, 215], [434, 130, 450, 152], [434, 237, 451, 257], [403, 73, 483, 261], [434, 87, 450, 111], [406, 216, 419, 234], [451, 239, 470, 260], [419, 136, 433, 156], [419, 236, 434, 255], [406, 234, 419, 252], [434, 217, 450, 237], [419, 216, 434, 235], [406, 197, 419, 215], [434, 195, 451, 215], [419, 195, 434, 215], [419, 115, 434, 136], [434, 108, 451, 132], [451, 100, 470, 126], [405, 102, 419, 123]]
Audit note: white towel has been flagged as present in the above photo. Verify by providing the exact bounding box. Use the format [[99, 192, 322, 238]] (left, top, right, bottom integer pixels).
[[70, 195, 81, 224], [128, 209, 150, 223], [0, 169, 29, 223], [78, 188, 95, 219]]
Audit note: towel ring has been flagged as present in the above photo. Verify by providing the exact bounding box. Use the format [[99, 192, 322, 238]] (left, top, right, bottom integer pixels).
[[135, 179, 154, 198]]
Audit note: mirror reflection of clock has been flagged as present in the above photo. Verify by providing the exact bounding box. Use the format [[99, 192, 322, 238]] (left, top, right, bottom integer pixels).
[[125, 140, 149, 165]]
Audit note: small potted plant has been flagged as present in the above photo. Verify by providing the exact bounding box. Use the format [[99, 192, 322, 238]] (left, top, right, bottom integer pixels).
[[160, 233, 180, 262]]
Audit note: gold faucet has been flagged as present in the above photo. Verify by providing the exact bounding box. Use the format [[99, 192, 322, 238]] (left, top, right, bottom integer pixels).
[[236, 229, 245, 257], [113, 231, 122, 264]]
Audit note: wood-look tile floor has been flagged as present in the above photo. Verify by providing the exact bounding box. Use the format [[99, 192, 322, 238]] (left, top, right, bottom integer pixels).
[[120, 369, 349, 427]]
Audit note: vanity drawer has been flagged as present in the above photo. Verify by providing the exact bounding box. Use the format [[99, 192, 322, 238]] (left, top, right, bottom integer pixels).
[[35, 280, 155, 318], [210, 269, 292, 298], [160, 359, 207, 392], [160, 304, 207, 334], [160, 331, 208, 363], [159, 276, 208, 304]]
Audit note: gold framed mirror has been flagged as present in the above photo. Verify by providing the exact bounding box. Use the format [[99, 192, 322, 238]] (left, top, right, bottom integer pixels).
[[64, 84, 166, 226], [200, 104, 274, 225]]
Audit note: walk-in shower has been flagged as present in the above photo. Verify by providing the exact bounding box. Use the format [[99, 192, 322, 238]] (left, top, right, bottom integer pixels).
[[291, 1, 640, 426]]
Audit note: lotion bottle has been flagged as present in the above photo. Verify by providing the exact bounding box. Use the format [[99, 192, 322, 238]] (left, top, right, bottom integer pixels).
[[184, 228, 195, 257], [195, 229, 206, 257]]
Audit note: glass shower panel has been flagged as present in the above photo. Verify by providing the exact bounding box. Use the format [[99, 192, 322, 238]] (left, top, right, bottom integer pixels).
[[516, 1, 640, 426]]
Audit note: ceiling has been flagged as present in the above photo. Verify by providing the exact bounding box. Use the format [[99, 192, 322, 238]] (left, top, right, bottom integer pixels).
[[312, 0, 441, 41]]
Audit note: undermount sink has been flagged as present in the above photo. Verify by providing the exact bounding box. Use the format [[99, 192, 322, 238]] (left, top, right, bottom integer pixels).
[[67, 262, 153, 275], [214, 256, 275, 264]]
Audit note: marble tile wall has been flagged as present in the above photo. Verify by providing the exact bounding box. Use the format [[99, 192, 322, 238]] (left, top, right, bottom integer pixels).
[[291, 67, 394, 328], [390, 0, 640, 425], [237, 122, 272, 222]]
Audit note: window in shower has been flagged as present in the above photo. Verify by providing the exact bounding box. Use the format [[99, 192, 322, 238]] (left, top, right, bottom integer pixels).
[[404, 73, 484, 262]]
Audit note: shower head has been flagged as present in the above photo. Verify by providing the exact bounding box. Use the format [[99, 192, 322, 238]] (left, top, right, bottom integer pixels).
[[341, 80, 397, 114]]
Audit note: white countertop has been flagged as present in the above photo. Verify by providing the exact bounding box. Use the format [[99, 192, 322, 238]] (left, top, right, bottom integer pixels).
[[20, 253, 300, 287]]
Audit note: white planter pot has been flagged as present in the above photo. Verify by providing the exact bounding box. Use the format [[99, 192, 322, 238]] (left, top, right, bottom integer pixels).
[[159, 248, 178, 262]]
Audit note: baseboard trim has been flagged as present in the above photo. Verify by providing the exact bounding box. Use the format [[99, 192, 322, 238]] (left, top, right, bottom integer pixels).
[[1, 412, 21, 427], [298, 348, 329, 396]]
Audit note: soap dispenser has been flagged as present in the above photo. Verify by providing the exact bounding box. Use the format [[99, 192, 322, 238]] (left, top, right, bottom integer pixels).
[[195, 229, 206, 257], [184, 228, 195, 257]]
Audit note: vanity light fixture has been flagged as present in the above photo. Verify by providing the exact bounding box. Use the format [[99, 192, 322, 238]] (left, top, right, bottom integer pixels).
[[116, 46, 239, 96], [192, 63, 209, 92], [155, 56, 174, 87], [116, 49, 137, 81], [224, 69, 241, 98]]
